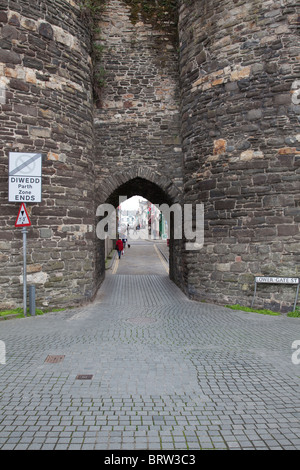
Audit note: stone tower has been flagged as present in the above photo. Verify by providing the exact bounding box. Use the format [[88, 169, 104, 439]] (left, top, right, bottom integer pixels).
[[0, 0, 299, 312], [0, 0, 96, 308], [179, 0, 300, 311]]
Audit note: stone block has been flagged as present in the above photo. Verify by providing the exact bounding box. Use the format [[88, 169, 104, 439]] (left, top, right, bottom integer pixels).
[[274, 94, 291, 105], [39, 228, 52, 239], [240, 150, 264, 161], [277, 225, 299, 237], [278, 147, 299, 155], [20, 17, 36, 31], [30, 127, 52, 138], [23, 55, 44, 70], [0, 11, 8, 23], [230, 262, 247, 273], [38, 22, 54, 40], [19, 271, 48, 285], [213, 139, 227, 155], [0, 50, 21, 64], [9, 78, 29, 92], [230, 66, 251, 81], [46, 261, 65, 271], [247, 109, 262, 120], [197, 179, 216, 191], [215, 200, 235, 210], [27, 264, 43, 274], [8, 13, 20, 27], [216, 263, 231, 272]]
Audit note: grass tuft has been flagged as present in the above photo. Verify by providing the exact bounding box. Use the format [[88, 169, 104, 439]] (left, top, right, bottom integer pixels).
[[225, 304, 280, 316], [0, 307, 65, 319]]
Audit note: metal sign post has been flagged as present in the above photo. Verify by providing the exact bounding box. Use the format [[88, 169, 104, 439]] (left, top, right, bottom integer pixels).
[[15, 203, 31, 316], [8, 153, 43, 317], [22, 226, 27, 317]]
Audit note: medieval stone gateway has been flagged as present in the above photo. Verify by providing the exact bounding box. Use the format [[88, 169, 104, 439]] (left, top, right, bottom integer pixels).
[[0, 0, 299, 312]]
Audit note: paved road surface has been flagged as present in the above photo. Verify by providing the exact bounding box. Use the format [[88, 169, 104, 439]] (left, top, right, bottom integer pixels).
[[112, 240, 169, 275], [0, 240, 300, 450]]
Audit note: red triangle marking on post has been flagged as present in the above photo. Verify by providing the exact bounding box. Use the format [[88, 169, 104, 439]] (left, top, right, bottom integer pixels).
[[15, 203, 31, 227]]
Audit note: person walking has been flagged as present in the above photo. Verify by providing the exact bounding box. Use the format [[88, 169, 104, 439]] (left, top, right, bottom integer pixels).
[[116, 238, 123, 259], [122, 236, 127, 250]]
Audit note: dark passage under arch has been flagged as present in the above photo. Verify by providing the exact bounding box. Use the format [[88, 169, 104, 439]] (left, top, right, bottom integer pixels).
[[105, 177, 175, 208]]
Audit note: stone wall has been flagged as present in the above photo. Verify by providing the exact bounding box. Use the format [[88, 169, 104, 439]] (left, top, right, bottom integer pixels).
[[0, 0, 299, 313], [0, 0, 96, 309], [94, 0, 182, 203], [93, 0, 184, 287], [0, 0, 183, 310], [179, 0, 300, 311]]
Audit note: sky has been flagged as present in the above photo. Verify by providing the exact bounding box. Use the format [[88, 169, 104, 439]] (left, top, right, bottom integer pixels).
[[120, 196, 147, 211]]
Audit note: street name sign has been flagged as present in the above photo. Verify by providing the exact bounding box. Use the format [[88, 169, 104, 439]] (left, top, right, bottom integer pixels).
[[252, 276, 299, 312], [9, 152, 42, 202], [255, 276, 299, 284]]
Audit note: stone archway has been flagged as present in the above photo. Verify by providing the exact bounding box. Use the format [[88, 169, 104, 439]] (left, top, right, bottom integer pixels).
[[95, 166, 182, 208], [94, 167, 184, 294]]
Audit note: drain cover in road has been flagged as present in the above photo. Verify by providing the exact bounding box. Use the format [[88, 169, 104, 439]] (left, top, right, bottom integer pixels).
[[44, 355, 65, 363], [76, 374, 93, 380]]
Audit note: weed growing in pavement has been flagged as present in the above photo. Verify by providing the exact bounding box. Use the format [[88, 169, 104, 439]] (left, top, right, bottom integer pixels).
[[0, 307, 66, 320], [225, 304, 281, 316], [287, 307, 300, 318]]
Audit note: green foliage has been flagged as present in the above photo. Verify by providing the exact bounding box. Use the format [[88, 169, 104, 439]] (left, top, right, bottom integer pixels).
[[79, 0, 108, 103], [94, 66, 106, 88], [123, 0, 178, 22], [287, 307, 300, 318], [80, 0, 179, 104], [123, 0, 178, 41], [225, 304, 281, 316], [0, 307, 65, 319], [93, 42, 105, 57], [80, 0, 106, 18], [0, 307, 44, 318]]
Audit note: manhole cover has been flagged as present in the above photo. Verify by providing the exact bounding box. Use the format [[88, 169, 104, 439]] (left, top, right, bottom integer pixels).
[[126, 317, 156, 325], [76, 374, 93, 380], [44, 355, 65, 363]]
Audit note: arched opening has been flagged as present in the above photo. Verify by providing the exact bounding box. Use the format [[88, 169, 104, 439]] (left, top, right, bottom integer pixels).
[[105, 177, 175, 207], [118, 196, 168, 243], [94, 176, 184, 294]]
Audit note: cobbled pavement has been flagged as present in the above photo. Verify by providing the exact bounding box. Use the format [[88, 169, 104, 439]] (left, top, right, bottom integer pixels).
[[0, 242, 300, 451]]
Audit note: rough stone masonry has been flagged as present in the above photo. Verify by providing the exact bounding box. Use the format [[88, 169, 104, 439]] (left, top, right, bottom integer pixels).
[[0, 0, 299, 312], [179, 0, 300, 311]]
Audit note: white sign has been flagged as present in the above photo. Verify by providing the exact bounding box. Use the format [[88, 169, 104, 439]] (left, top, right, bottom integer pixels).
[[0, 341, 5, 365], [255, 276, 299, 284], [15, 203, 31, 227], [0, 82, 6, 105], [9, 152, 42, 202]]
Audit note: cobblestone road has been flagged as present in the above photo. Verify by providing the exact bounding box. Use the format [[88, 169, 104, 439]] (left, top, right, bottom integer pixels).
[[0, 241, 300, 450]]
